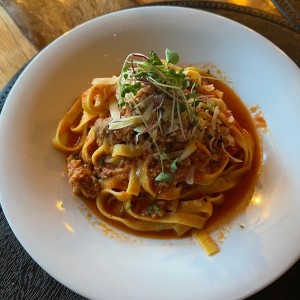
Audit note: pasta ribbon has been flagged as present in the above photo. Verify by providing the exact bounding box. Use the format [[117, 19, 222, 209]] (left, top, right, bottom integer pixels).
[[81, 128, 96, 163], [126, 162, 140, 196], [91, 138, 110, 166], [53, 97, 87, 152], [83, 79, 117, 115], [193, 230, 219, 256], [157, 185, 182, 200], [177, 198, 213, 216], [138, 159, 157, 198], [97, 196, 174, 231], [125, 205, 207, 229], [53, 50, 260, 256], [112, 144, 144, 158], [71, 111, 97, 133]]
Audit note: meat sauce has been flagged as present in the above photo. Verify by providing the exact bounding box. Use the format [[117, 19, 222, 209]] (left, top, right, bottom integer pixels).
[[74, 80, 262, 239]]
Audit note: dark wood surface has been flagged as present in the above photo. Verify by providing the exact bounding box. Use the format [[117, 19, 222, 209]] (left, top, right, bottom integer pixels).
[[0, 0, 135, 50], [0, 0, 283, 89]]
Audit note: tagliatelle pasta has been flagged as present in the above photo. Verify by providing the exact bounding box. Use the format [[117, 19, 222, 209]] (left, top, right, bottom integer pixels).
[[53, 50, 260, 255]]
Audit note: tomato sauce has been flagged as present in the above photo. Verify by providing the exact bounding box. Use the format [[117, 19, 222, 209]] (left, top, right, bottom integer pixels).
[[80, 80, 262, 239]]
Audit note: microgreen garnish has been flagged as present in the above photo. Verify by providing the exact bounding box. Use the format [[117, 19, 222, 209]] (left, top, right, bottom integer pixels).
[[117, 49, 218, 181], [155, 171, 173, 182], [147, 51, 163, 66], [204, 102, 216, 112], [170, 158, 179, 173], [165, 48, 180, 65], [121, 82, 142, 97], [146, 204, 160, 213], [98, 156, 106, 166]]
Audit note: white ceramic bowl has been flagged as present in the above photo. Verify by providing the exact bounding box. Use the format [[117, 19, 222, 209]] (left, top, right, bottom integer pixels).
[[1, 6, 300, 300]]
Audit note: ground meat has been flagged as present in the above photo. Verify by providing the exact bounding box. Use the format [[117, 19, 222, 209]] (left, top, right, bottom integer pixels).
[[67, 158, 101, 198], [93, 117, 111, 143], [155, 127, 183, 150], [190, 143, 211, 168], [179, 157, 192, 168], [109, 126, 135, 145], [93, 117, 135, 146], [141, 200, 167, 218], [94, 157, 131, 180], [152, 200, 167, 218]]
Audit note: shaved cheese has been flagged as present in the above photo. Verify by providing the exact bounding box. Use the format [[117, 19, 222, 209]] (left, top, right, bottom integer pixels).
[[143, 101, 154, 121], [161, 150, 184, 160], [211, 105, 220, 131], [109, 115, 143, 130], [177, 142, 197, 162], [221, 143, 243, 163], [134, 124, 146, 133], [186, 166, 195, 185], [134, 124, 146, 144], [109, 97, 120, 120]]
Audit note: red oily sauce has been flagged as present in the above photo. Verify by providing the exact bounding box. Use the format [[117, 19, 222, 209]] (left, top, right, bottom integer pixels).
[[204, 80, 262, 232], [78, 79, 262, 239]]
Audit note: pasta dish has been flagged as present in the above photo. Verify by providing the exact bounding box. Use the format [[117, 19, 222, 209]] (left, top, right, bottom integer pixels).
[[53, 50, 259, 255]]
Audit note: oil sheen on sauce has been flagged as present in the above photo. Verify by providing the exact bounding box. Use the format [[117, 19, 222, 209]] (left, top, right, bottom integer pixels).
[[79, 79, 262, 240]]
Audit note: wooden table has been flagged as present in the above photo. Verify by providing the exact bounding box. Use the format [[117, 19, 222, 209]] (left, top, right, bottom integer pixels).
[[0, 0, 280, 90], [0, 1, 299, 300]]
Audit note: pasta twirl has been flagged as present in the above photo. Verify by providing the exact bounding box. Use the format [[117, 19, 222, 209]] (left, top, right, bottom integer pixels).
[[53, 50, 260, 255]]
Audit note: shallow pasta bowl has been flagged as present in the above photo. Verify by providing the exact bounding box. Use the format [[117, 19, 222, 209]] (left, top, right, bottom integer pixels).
[[0, 6, 300, 300]]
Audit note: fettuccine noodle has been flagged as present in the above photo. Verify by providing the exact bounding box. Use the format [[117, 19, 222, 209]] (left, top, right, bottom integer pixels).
[[53, 50, 257, 255]]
